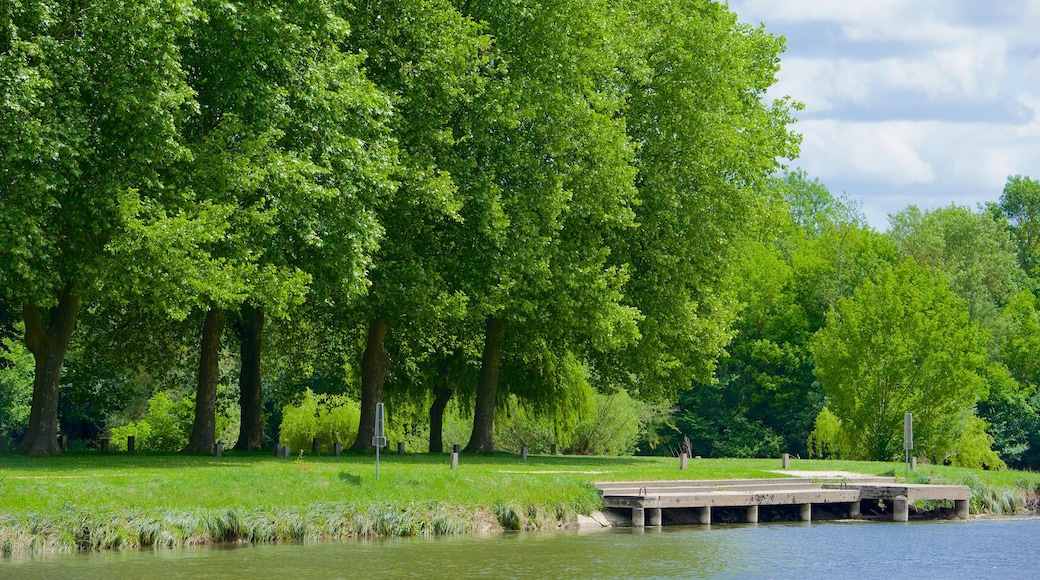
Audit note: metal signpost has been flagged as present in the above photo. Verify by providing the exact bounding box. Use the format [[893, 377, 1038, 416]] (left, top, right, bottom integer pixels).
[[373, 403, 387, 481], [904, 412, 913, 481]]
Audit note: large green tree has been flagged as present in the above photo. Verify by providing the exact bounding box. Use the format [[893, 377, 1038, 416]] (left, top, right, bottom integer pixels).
[[811, 260, 989, 461], [0, 0, 195, 454], [605, 0, 801, 401], [450, 0, 640, 453]]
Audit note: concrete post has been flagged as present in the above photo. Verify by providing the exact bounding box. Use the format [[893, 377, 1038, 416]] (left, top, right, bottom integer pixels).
[[60, 435, 69, 451], [631, 507, 645, 527], [127, 436, 135, 453], [283, 445, 291, 458], [746, 505, 759, 524], [521, 446, 528, 461], [275, 444, 282, 457], [893, 495, 909, 522], [450, 452, 459, 470], [698, 507, 711, 525], [313, 438, 320, 454], [398, 442, 405, 455], [101, 438, 110, 454], [910, 456, 917, 471], [648, 508, 662, 526], [214, 442, 223, 457], [848, 501, 861, 518], [782, 453, 790, 469], [334, 442, 342, 457], [680, 452, 688, 470], [799, 503, 812, 522], [551, 443, 558, 455], [955, 499, 969, 519]]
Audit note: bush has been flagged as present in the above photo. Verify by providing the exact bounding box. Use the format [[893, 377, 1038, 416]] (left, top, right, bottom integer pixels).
[[0, 331, 34, 440], [108, 391, 194, 451], [279, 390, 360, 453]]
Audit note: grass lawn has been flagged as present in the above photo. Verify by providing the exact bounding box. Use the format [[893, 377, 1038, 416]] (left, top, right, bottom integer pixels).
[[1, 451, 1037, 553]]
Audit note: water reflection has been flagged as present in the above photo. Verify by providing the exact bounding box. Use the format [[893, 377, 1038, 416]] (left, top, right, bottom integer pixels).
[[6, 518, 1040, 579]]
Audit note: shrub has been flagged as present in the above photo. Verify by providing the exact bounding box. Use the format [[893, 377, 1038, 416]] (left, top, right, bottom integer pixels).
[[0, 331, 33, 440], [108, 391, 194, 451], [279, 389, 360, 452]]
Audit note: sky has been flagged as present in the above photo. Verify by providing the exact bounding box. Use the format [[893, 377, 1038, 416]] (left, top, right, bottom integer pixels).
[[728, 0, 1040, 230]]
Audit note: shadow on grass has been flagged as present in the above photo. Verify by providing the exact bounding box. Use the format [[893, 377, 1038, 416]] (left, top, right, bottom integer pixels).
[[338, 472, 363, 486]]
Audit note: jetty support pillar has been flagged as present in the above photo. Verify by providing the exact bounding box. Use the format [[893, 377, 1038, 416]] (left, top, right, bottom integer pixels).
[[698, 507, 711, 525], [799, 503, 811, 522], [648, 508, 662, 526], [632, 507, 645, 527], [955, 499, 969, 519], [746, 505, 759, 524], [893, 495, 909, 522], [848, 501, 861, 518]]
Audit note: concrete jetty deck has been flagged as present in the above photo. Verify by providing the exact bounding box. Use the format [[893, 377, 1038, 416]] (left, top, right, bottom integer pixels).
[[596, 477, 971, 526]]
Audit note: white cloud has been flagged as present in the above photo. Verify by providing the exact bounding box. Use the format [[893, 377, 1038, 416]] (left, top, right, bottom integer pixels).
[[776, 39, 1006, 112]]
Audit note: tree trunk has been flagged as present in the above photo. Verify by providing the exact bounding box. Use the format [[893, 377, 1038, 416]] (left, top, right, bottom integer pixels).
[[234, 305, 265, 451], [428, 355, 456, 453], [465, 316, 505, 453], [17, 284, 80, 455], [352, 316, 389, 451], [186, 308, 225, 453]]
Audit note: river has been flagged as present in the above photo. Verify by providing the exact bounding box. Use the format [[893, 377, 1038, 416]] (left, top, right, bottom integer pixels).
[[5, 517, 1039, 579]]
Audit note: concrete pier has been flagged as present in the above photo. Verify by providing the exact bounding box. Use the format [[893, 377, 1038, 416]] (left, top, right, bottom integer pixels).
[[598, 477, 972, 527]]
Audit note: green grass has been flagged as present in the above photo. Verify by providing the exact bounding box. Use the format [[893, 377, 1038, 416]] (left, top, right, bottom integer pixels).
[[1, 451, 1037, 554]]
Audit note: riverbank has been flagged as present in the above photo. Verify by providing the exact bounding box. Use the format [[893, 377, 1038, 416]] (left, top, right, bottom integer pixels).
[[1, 452, 1037, 554]]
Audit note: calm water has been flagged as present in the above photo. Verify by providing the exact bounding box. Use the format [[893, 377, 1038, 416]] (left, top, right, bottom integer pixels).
[[5, 517, 1039, 579]]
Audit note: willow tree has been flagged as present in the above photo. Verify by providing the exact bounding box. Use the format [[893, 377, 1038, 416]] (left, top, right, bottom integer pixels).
[[0, 0, 195, 454]]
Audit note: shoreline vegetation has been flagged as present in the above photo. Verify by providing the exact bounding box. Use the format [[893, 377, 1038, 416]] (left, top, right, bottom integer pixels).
[[2, 453, 1038, 555]]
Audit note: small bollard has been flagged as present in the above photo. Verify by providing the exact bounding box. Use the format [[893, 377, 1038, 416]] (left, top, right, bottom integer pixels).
[[275, 444, 283, 457], [910, 456, 917, 471], [680, 452, 688, 470], [127, 436, 135, 453], [450, 452, 459, 470], [60, 435, 69, 451], [214, 442, 223, 457], [782, 453, 790, 469], [521, 446, 528, 461], [313, 437, 320, 454], [398, 442, 405, 455], [334, 442, 342, 457], [283, 445, 291, 458]]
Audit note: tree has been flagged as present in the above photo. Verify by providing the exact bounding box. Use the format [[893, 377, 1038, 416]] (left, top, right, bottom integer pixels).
[[450, 0, 641, 453], [0, 0, 195, 454], [811, 260, 989, 461], [889, 205, 1019, 327], [604, 0, 801, 401], [340, 0, 488, 452], [996, 175, 1040, 280]]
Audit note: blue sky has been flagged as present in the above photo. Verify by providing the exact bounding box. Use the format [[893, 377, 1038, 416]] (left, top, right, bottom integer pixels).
[[728, 0, 1040, 229]]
